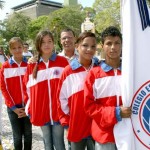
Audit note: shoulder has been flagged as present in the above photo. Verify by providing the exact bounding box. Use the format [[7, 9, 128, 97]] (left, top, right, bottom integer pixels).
[[1, 61, 10, 68], [55, 55, 69, 65]]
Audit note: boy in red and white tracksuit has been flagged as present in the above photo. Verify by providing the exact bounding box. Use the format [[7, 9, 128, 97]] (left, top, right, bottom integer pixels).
[[84, 26, 131, 150], [84, 60, 122, 144]]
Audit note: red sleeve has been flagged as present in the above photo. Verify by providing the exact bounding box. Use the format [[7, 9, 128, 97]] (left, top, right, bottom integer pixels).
[[84, 69, 117, 128], [23, 64, 30, 105], [0, 63, 15, 109], [57, 67, 70, 127]]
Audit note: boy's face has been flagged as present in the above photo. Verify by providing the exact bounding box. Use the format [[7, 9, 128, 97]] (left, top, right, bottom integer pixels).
[[10, 42, 23, 57], [102, 36, 122, 60], [23, 44, 29, 52]]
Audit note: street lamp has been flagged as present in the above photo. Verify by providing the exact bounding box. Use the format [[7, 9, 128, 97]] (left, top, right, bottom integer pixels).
[[81, 12, 95, 33]]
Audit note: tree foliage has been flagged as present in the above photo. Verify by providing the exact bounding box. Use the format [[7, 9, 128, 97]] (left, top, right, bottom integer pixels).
[[2, 12, 31, 42], [45, 5, 85, 50], [93, 0, 120, 34], [27, 15, 48, 41], [0, 0, 4, 9]]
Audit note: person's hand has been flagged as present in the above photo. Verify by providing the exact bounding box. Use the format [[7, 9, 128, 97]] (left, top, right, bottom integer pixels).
[[120, 106, 132, 118], [28, 56, 38, 64], [14, 108, 26, 118], [65, 128, 68, 136]]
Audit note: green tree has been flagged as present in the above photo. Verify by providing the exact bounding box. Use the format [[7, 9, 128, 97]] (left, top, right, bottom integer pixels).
[[0, 0, 4, 9], [1, 12, 31, 42], [147, 0, 150, 6], [45, 5, 85, 50], [27, 15, 48, 40], [93, 0, 120, 34]]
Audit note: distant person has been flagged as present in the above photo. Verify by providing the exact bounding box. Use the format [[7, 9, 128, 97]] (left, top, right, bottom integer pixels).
[[23, 42, 33, 60], [0, 37, 32, 150], [58, 28, 78, 63], [24, 30, 68, 150], [0, 47, 8, 67]]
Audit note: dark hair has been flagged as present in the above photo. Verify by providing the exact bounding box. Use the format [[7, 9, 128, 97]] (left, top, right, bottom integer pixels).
[[33, 30, 54, 79], [61, 28, 75, 37], [9, 37, 23, 49], [101, 26, 122, 44], [23, 42, 29, 47], [76, 32, 96, 44]]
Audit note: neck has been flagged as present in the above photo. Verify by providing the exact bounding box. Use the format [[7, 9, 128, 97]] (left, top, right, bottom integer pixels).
[[79, 58, 92, 69], [64, 49, 75, 58], [14, 56, 23, 64], [42, 53, 52, 62], [105, 58, 121, 68]]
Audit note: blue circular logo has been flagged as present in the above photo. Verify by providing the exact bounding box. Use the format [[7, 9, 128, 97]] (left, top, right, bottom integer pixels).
[[132, 81, 150, 149]]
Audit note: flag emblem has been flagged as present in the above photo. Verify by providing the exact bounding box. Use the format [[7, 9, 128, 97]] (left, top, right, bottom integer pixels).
[[132, 81, 150, 149]]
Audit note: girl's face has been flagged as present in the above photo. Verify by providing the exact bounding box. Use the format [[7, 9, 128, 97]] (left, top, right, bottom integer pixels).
[[77, 37, 97, 61], [40, 35, 54, 55], [10, 41, 23, 58]]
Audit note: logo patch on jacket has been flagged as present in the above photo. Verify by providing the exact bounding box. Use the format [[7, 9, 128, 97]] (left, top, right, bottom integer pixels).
[[132, 81, 150, 149], [53, 70, 60, 75]]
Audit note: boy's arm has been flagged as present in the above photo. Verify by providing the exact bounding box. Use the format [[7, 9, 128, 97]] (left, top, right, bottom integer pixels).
[[84, 70, 118, 128]]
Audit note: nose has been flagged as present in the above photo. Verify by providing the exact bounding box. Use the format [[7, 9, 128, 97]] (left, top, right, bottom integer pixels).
[[110, 44, 115, 51], [87, 46, 93, 51]]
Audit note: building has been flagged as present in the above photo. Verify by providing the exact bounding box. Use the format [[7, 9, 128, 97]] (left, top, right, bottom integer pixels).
[[64, 0, 78, 6], [11, 0, 63, 19]]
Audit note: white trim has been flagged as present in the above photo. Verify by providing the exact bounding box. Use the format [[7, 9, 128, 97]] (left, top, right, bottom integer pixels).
[[4, 67, 27, 78], [27, 67, 64, 88], [93, 75, 122, 99], [60, 71, 87, 114]]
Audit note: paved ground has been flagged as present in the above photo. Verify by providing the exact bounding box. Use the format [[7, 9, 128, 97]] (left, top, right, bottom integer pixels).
[[1, 100, 68, 150]]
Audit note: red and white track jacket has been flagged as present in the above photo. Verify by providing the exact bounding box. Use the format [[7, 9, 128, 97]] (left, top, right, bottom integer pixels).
[[24, 53, 68, 126], [0, 57, 28, 110], [57, 58, 99, 142], [84, 60, 122, 144]]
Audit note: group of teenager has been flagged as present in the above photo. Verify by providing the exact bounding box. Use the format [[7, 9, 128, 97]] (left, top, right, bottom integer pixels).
[[0, 26, 132, 150]]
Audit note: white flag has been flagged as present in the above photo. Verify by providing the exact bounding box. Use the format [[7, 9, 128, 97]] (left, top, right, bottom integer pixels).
[[114, 0, 150, 150]]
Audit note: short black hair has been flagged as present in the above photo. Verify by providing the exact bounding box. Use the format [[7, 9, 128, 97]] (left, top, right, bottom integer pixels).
[[61, 28, 75, 37], [23, 42, 29, 47], [101, 26, 122, 44]]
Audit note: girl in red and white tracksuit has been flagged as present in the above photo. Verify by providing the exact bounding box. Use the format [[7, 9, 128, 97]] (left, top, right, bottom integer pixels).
[[23, 30, 68, 150], [57, 32, 98, 150], [0, 37, 32, 150]]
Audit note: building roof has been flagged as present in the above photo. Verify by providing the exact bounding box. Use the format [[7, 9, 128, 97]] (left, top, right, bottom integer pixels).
[[12, 0, 63, 11]]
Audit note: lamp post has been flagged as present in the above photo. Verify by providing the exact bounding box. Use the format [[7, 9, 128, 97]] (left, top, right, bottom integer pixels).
[[81, 12, 95, 33]]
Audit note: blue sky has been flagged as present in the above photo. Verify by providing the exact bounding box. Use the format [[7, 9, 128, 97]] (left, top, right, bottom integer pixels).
[[0, 0, 95, 20]]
